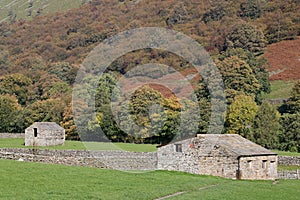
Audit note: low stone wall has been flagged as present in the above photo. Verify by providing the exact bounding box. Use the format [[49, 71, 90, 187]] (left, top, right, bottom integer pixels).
[[0, 133, 24, 138], [278, 170, 300, 179], [278, 156, 300, 166], [0, 148, 157, 171]]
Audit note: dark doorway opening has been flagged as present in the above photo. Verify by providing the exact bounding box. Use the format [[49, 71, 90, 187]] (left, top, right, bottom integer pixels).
[[34, 128, 38, 137]]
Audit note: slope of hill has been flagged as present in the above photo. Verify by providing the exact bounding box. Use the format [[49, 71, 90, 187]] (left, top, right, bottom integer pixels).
[[0, 0, 83, 23], [0, 0, 299, 140], [264, 37, 300, 81]]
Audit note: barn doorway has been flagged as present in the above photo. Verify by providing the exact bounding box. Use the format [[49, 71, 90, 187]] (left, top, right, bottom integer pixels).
[[34, 128, 38, 137], [270, 161, 275, 177]]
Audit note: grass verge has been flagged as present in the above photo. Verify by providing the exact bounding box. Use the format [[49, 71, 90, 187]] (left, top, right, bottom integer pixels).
[[0, 138, 157, 152], [0, 159, 299, 200]]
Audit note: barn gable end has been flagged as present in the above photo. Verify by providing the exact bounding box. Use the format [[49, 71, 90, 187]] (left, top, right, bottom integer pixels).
[[157, 134, 278, 180], [25, 122, 65, 146]]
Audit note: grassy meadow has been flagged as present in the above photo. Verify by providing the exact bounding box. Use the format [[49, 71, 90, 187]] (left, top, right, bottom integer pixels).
[[272, 150, 300, 157], [0, 159, 299, 200], [0, 0, 82, 23], [0, 138, 157, 152], [278, 165, 300, 171], [3, 138, 300, 155], [262, 80, 296, 100]]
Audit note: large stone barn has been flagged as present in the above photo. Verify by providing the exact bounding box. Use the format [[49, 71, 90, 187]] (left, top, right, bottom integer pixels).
[[157, 134, 278, 180], [25, 122, 65, 146]]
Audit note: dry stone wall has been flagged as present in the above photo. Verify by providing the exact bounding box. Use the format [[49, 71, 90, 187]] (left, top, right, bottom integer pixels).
[[0, 148, 157, 171], [278, 170, 300, 179], [278, 156, 300, 166], [0, 133, 24, 138]]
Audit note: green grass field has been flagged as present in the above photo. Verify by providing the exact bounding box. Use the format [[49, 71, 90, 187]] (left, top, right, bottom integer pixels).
[[278, 165, 300, 171], [262, 80, 296, 100], [0, 159, 299, 200], [0, 138, 157, 152], [3, 138, 300, 155], [0, 0, 82, 23], [272, 150, 300, 157]]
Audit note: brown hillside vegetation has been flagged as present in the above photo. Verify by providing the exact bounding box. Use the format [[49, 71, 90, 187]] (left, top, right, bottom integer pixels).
[[1, 0, 299, 76], [264, 37, 300, 81]]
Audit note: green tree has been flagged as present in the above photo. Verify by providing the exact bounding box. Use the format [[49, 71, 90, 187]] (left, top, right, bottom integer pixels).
[[202, 2, 229, 23], [279, 81, 300, 114], [127, 85, 168, 142], [253, 102, 281, 149], [239, 0, 262, 19], [96, 104, 125, 142], [0, 94, 22, 132], [95, 72, 119, 108], [48, 62, 79, 84], [23, 99, 65, 127], [114, 86, 182, 144], [225, 23, 266, 55], [279, 113, 300, 152], [226, 94, 258, 139]]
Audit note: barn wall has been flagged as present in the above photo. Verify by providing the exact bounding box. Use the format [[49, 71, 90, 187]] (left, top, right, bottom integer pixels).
[[157, 138, 201, 174], [25, 128, 65, 146], [239, 155, 278, 180], [157, 139, 239, 178], [198, 156, 238, 179]]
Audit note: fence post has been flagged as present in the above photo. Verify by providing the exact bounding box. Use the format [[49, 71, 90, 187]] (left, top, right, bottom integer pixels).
[[297, 169, 299, 180]]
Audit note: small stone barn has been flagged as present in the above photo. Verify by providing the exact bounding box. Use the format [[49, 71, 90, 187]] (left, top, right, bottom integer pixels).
[[25, 122, 65, 146], [157, 134, 278, 180]]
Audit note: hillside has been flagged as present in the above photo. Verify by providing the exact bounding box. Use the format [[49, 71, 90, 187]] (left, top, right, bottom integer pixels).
[[0, 0, 83, 23], [0, 0, 299, 74], [264, 37, 300, 81], [0, 0, 299, 149]]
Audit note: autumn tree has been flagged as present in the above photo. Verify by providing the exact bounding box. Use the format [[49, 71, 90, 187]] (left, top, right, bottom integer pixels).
[[216, 56, 261, 103], [263, 10, 297, 43], [61, 102, 79, 140], [0, 74, 32, 105], [218, 48, 271, 102], [226, 94, 258, 140]]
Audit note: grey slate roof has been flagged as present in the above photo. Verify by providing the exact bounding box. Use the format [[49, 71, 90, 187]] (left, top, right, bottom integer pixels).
[[26, 122, 64, 131], [196, 134, 277, 156]]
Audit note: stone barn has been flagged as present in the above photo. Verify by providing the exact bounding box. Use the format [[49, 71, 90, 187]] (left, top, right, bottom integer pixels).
[[25, 122, 65, 146], [157, 134, 278, 180]]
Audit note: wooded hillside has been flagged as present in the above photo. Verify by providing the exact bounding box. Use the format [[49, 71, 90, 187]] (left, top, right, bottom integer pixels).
[[0, 0, 299, 151]]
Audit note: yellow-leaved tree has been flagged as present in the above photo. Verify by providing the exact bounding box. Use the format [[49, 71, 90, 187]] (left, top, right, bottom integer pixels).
[[226, 94, 258, 140]]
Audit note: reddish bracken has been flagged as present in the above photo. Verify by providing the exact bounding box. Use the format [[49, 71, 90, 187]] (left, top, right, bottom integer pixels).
[[264, 37, 300, 81]]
